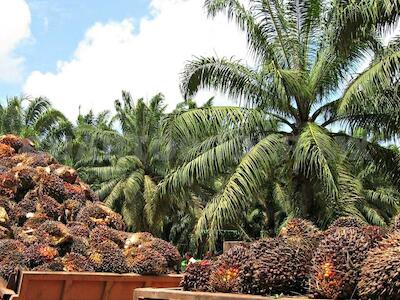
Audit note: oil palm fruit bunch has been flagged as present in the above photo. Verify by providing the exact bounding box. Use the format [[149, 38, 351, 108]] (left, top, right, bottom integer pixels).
[[89, 240, 128, 273], [239, 237, 313, 295], [76, 202, 125, 231], [32, 259, 64, 272], [209, 245, 249, 293], [124, 232, 154, 248], [392, 214, 400, 231], [89, 225, 127, 248], [0, 135, 24, 152], [329, 216, 365, 229], [66, 222, 90, 238], [279, 218, 322, 247], [124, 246, 167, 275], [36, 195, 62, 220], [25, 244, 59, 268], [141, 237, 182, 269], [181, 260, 214, 292], [62, 253, 94, 272], [65, 236, 90, 257], [35, 220, 72, 246], [0, 252, 27, 280], [362, 225, 388, 248], [358, 232, 400, 299], [310, 227, 371, 299]]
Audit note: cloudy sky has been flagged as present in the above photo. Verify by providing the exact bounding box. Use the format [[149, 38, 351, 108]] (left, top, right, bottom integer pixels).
[[0, 0, 249, 120]]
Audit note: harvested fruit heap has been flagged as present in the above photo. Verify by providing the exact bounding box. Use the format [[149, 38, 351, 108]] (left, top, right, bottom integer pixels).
[[0, 135, 181, 281], [181, 216, 400, 299]]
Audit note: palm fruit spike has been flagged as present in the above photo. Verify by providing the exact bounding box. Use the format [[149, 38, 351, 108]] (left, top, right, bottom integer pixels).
[[0, 252, 27, 281], [13, 152, 55, 168], [38, 173, 66, 202], [141, 238, 181, 269], [238, 237, 313, 295], [310, 227, 371, 299], [89, 225, 127, 248], [68, 237, 90, 257], [210, 246, 248, 293], [89, 240, 128, 273], [11, 165, 37, 191], [280, 218, 321, 238], [62, 253, 95, 272], [0, 239, 26, 261], [76, 202, 125, 231], [12, 190, 38, 224], [362, 225, 388, 248], [0, 171, 18, 198], [124, 232, 154, 249], [23, 213, 51, 230], [0, 143, 15, 158], [12, 226, 39, 245], [63, 182, 86, 202], [0, 206, 9, 226], [51, 165, 78, 184], [0, 135, 24, 151], [180, 260, 214, 292], [329, 216, 365, 229], [124, 246, 167, 275], [358, 242, 400, 299], [0, 225, 10, 239], [392, 214, 400, 231], [24, 244, 59, 268], [66, 222, 90, 238], [35, 220, 72, 246], [36, 195, 63, 220], [32, 259, 64, 272], [63, 199, 84, 222]]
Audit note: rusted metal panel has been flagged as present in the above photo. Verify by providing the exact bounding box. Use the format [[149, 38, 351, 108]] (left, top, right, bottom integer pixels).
[[0, 271, 182, 300], [133, 288, 321, 300]]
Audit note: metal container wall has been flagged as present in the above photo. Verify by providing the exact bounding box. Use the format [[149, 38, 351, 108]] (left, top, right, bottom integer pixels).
[[0, 272, 182, 300]]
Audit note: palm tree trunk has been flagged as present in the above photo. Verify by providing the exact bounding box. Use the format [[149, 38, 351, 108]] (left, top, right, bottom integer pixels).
[[294, 174, 316, 221]]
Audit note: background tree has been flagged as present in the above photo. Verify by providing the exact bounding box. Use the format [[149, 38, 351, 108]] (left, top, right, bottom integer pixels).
[[0, 96, 72, 148], [86, 92, 168, 231]]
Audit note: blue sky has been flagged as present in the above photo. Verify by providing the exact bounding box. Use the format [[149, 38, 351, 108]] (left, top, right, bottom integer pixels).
[[0, 0, 149, 99], [0, 0, 247, 119]]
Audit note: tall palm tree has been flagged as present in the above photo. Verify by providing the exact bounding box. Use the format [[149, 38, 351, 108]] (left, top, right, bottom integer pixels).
[[153, 0, 400, 247], [87, 92, 168, 231], [0, 96, 72, 148]]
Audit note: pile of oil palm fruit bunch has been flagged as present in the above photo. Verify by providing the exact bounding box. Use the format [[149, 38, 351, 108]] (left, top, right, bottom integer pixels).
[[181, 216, 400, 299], [0, 135, 181, 282]]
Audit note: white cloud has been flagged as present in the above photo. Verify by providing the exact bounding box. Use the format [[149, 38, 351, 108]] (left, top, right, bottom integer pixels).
[[0, 0, 31, 82], [23, 0, 249, 120]]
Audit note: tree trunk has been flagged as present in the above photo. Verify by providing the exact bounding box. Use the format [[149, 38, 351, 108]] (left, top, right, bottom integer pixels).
[[294, 173, 316, 221]]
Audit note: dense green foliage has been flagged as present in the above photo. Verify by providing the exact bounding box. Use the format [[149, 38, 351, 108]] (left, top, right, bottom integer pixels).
[[1, 0, 400, 252]]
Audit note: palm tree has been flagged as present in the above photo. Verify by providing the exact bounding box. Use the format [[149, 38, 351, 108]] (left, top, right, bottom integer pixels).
[[87, 92, 168, 231], [50, 110, 122, 170], [153, 0, 400, 247], [0, 96, 72, 148]]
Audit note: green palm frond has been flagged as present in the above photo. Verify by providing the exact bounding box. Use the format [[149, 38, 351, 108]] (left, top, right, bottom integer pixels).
[[294, 123, 341, 199], [194, 134, 284, 248]]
